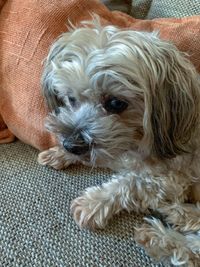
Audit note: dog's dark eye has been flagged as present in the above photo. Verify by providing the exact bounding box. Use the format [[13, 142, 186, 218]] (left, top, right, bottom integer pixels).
[[68, 96, 76, 106], [104, 97, 128, 113]]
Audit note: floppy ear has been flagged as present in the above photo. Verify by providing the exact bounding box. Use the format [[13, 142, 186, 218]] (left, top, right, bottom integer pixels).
[[41, 33, 71, 111], [141, 39, 200, 159]]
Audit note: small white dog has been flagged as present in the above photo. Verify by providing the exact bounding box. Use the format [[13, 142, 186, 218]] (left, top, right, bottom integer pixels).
[[38, 20, 200, 266]]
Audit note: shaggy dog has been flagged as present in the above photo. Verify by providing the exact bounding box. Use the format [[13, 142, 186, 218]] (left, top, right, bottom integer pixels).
[[38, 20, 200, 266]]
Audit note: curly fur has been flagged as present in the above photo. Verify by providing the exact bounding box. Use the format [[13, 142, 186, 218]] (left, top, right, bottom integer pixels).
[[38, 20, 200, 266]]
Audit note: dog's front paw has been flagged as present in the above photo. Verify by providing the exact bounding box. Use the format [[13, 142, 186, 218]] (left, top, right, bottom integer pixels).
[[71, 194, 112, 230], [38, 146, 72, 170]]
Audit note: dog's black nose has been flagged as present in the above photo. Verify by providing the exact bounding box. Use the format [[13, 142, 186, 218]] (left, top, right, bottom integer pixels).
[[63, 134, 89, 155]]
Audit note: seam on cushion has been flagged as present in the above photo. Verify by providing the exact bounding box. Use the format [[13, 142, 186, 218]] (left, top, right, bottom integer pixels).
[[16, 29, 31, 65], [30, 27, 48, 61]]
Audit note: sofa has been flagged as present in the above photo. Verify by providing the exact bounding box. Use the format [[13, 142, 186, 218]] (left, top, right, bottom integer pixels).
[[1, 1, 200, 266]]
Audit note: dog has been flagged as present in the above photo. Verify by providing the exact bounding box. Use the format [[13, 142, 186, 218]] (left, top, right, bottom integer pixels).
[[38, 20, 200, 266]]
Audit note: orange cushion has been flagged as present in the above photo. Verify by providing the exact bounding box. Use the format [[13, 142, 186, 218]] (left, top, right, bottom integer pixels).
[[0, 0, 200, 150], [0, 0, 6, 10]]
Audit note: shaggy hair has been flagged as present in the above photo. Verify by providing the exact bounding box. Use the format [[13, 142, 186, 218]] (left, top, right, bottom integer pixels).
[[38, 20, 200, 266]]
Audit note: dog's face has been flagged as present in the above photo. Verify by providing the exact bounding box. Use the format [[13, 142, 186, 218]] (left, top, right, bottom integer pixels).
[[42, 23, 199, 165]]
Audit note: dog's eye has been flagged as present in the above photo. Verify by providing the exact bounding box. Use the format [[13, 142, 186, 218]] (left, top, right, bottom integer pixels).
[[68, 96, 76, 106], [104, 97, 128, 113]]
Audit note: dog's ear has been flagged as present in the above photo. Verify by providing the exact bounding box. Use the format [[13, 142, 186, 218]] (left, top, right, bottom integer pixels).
[[42, 63, 62, 111], [41, 33, 71, 111], [141, 40, 200, 159]]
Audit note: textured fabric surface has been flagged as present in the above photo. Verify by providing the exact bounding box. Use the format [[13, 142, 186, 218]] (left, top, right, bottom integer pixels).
[[0, 141, 169, 267], [0, 0, 6, 10], [131, 0, 200, 19], [101, 0, 132, 14], [131, 0, 152, 19], [0, 0, 200, 151], [147, 0, 200, 19]]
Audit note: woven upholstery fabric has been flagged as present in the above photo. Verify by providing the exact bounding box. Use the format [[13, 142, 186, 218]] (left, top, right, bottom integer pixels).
[[131, 0, 152, 19], [147, 0, 200, 19], [0, 141, 169, 267], [101, 0, 132, 14], [130, 0, 200, 19], [146, 0, 200, 19]]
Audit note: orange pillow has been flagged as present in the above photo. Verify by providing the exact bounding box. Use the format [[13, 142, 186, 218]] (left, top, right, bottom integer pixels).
[[0, 0, 200, 150], [0, 0, 6, 10]]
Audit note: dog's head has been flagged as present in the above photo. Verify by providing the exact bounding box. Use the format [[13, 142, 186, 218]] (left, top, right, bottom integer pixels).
[[42, 22, 200, 165]]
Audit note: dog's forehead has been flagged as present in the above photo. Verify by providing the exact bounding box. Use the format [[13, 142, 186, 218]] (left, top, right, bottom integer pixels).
[[68, 69, 138, 104], [60, 43, 141, 101]]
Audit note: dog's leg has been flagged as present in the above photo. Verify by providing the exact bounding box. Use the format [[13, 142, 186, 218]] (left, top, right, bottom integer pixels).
[[38, 146, 77, 170], [158, 202, 200, 232], [134, 218, 200, 267], [71, 170, 166, 229], [71, 166, 190, 230], [135, 202, 200, 266]]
